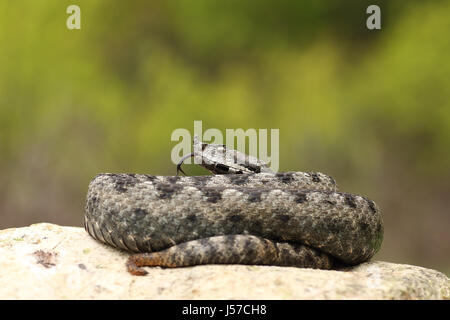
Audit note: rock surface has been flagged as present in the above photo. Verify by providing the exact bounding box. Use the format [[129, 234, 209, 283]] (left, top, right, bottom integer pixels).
[[0, 223, 448, 299]]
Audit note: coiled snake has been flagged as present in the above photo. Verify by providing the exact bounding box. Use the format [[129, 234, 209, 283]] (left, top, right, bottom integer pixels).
[[84, 137, 383, 275]]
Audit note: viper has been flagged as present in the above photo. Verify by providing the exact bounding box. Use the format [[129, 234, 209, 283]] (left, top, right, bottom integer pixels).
[[84, 137, 383, 275]]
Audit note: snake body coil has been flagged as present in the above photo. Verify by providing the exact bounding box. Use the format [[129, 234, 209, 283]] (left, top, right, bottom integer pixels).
[[84, 171, 383, 275]]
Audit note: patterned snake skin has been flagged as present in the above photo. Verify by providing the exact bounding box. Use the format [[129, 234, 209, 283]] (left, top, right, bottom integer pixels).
[[84, 171, 383, 275]]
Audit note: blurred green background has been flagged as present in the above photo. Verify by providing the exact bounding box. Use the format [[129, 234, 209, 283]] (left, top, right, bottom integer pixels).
[[0, 1, 449, 274]]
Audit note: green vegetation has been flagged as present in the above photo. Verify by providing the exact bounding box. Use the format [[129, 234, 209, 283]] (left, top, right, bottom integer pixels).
[[0, 1, 448, 273]]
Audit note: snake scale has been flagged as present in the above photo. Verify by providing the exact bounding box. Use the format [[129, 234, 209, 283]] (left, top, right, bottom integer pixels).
[[84, 138, 383, 275]]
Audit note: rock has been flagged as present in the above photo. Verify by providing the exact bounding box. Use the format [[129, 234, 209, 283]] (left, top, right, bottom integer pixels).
[[0, 223, 448, 299]]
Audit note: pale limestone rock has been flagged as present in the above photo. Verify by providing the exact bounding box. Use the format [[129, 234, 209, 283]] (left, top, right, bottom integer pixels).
[[0, 223, 448, 299]]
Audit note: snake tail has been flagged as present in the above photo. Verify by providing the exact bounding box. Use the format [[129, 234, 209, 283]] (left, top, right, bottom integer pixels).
[[126, 235, 334, 275]]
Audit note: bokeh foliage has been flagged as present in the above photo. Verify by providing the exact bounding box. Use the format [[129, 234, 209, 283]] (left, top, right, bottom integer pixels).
[[0, 1, 449, 274]]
